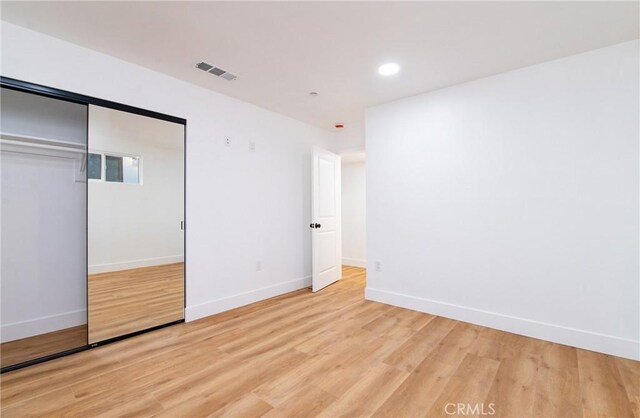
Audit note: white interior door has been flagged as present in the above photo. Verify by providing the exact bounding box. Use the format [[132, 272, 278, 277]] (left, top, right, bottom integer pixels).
[[312, 147, 341, 292]]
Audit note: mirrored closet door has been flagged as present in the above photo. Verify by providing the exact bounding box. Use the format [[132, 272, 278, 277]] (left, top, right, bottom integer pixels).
[[87, 105, 185, 344], [1, 79, 186, 371], [1, 87, 88, 368]]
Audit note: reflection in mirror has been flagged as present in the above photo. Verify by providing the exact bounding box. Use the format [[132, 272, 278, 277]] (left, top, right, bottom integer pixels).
[[88, 105, 184, 344], [0, 88, 88, 368]]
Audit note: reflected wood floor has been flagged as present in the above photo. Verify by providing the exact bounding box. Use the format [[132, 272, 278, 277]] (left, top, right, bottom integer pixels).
[[2, 266, 638, 417], [0, 326, 87, 368], [88, 262, 184, 343]]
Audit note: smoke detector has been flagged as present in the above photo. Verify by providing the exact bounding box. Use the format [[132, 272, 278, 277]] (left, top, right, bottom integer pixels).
[[196, 62, 237, 81]]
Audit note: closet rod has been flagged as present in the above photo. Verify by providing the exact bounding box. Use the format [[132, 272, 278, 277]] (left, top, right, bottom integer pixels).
[[0, 132, 86, 154]]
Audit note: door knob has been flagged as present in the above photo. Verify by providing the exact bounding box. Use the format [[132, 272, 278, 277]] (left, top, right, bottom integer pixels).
[[310, 223, 315, 228], [315, 223, 321, 228]]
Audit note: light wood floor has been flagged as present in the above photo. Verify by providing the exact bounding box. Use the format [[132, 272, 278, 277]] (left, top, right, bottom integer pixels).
[[88, 262, 184, 343], [2, 266, 638, 417], [0, 326, 87, 368]]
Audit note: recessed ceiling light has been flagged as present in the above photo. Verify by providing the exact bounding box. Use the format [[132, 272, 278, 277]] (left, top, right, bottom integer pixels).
[[378, 63, 400, 76]]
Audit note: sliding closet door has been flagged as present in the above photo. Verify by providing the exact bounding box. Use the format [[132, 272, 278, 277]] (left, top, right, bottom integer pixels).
[[87, 105, 184, 344], [0, 88, 88, 368]]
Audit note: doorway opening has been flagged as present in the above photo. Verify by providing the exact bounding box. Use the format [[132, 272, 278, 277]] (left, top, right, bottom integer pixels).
[[340, 152, 367, 290], [309, 147, 366, 293]]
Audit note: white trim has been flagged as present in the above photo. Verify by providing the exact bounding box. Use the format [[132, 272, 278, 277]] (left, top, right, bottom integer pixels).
[[186, 276, 311, 322], [365, 287, 640, 361], [1, 310, 86, 343], [89, 255, 184, 274], [342, 258, 367, 268]]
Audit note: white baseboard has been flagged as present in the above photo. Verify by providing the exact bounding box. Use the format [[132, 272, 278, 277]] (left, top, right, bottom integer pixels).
[[365, 287, 640, 361], [1, 309, 86, 343], [342, 258, 367, 268], [89, 255, 184, 274], [185, 276, 311, 322]]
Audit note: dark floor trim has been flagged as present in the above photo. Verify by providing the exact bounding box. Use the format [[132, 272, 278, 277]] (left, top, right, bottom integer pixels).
[[89, 319, 186, 348], [1, 345, 90, 374], [1, 319, 185, 374]]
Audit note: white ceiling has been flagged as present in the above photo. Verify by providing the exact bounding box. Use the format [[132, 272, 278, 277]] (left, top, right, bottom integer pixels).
[[2, 1, 638, 149]]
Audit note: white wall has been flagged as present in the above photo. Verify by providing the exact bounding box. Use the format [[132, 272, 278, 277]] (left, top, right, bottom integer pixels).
[[88, 106, 184, 273], [341, 161, 366, 267], [1, 153, 87, 342], [365, 40, 639, 360], [0, 22, 337, 322]]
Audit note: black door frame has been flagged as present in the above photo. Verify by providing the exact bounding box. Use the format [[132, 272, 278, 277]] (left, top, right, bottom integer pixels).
[[0, 76, 187, 373]]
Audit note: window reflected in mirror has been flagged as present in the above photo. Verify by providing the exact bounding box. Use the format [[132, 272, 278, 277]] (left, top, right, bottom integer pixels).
[[88, 153, 141, 184]]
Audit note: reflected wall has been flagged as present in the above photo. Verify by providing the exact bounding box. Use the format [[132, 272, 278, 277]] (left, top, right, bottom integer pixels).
[[0, 87, 88, 368], [87, 105, 184, 343]]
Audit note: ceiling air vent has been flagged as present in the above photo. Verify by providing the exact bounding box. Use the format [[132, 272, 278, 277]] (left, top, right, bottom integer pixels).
[[196, 62, 237, 81], [196, 62, 213, 71]]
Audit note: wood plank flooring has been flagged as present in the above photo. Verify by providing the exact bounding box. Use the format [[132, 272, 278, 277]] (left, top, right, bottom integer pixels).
[[2, 266, 638, 417], [88, 262, 184, 343], [0, 326, 87, 368]]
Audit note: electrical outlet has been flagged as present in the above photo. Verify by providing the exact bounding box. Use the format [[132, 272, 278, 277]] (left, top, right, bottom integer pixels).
[[225, 136, 231, 147], [249, 141, 255, 152], [375, 261, 382, 272], [256, 261, 262, 271]]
